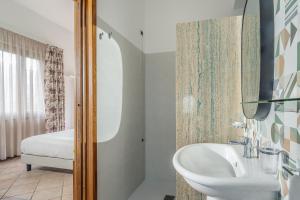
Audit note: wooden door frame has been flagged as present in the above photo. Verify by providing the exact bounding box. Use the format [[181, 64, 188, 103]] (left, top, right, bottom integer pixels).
[[73, 0, 97, 200]]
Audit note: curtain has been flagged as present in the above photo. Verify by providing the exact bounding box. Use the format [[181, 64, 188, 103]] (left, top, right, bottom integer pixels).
[[64, 76, 75, 129], [0, 28, 47, 160], [44, 46, 65, 132]]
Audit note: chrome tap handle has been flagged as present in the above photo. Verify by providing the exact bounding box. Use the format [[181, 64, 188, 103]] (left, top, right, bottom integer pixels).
[[281, 151, 300, 175], [228, 137, 252, 158], [228, 136, 250, 145]]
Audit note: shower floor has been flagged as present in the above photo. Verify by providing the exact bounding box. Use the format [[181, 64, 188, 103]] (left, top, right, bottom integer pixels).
[[128, 180, 175, 200]]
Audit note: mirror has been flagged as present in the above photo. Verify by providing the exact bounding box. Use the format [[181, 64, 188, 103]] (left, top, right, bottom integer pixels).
[[241, 0, 274, 120]]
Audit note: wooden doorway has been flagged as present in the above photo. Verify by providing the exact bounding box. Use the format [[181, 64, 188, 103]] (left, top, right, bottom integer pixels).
[[73, 0, 97, 200]]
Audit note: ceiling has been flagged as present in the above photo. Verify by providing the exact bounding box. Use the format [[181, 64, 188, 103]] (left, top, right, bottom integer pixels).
[[12, 0, 74, 32], [11, 0, 243, 34]]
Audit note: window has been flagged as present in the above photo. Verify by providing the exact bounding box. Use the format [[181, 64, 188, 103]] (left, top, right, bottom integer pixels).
[[0, 50, 45, 117]]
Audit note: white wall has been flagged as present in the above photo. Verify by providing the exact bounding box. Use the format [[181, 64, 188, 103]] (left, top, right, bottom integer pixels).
[[97, 19, 145, 200], [12, 0, 74, 33], [99, 0, 244, 54], [144, 0, 243, 53], [97, 2, 146, 199], [0, 0, 75, 76], [145, 52, 176, 182], [98, 0, 145, 50]]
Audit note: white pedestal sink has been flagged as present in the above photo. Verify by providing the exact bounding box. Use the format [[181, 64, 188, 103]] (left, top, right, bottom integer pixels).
[[173, 144, 280, 200]]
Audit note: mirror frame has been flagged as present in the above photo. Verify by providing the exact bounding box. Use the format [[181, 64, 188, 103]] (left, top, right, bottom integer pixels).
[[241, 0, 274, 120]]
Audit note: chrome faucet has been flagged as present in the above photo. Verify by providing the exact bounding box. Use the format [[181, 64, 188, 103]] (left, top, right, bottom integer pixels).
[[229, 137, 251, 158], [229, 137, 259, 158], [281, 151, 300, 176]]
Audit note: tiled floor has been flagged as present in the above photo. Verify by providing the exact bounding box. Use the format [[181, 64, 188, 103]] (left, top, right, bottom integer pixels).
[[0, 158, 73, 200]]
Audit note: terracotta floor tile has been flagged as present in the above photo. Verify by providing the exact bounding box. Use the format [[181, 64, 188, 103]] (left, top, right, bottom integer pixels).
[[31, 187, 62, 200], [36, 179, 63, 191], [0, 173, 19, 182], [4, 183, 37, 197], [62, 185, 72, 196], [62, 194, 73, 200], [1, 193, 32, 200], [0, 178, 15, 190], [0, 189, 7, 198], [0, 158, 73, 200], [19, 170, 45, 179], [13, 176, 40, 187], [63, 175, 73, 186]]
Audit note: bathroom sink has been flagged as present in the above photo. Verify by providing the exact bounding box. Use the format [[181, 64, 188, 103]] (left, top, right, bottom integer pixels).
[[173, 143, 280, 200]]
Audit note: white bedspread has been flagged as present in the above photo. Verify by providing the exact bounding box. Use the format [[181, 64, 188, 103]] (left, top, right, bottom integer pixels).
[[21, 129, 74, 160]]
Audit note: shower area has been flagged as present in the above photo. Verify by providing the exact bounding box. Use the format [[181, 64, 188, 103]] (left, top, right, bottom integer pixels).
[[96, 1, 242, 200], [96, 18, 146, 200]]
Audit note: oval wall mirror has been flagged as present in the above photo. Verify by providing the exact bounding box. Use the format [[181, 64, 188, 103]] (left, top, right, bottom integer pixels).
[[241, 0, 274, 120]]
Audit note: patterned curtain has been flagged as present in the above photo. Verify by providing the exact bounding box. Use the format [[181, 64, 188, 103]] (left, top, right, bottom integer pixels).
[[44, 45, 65, 132]]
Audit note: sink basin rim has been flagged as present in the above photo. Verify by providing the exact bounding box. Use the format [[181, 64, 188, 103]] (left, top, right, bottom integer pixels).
[[173, 143, 280, 192]]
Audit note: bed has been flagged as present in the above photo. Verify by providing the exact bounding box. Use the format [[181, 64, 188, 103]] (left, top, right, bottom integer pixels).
[[21, 129, 74, 171]]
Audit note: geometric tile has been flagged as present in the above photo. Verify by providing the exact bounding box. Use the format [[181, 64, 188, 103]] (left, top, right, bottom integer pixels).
[[273, 79, 279, 93], [280, 126, 286, 147], [260, 122, 268, 137], [290, 141, 300, 160], [275, 74, 298, 99], [283, 100, 298, 112], [280, 171, 289, 197], [271, 123, 281, 144], [283, 112, 298, 127], [262, 0, 300, 198], [283, 138, 291, 151], [275, 112, 284, 124], [283, 73, 297, 98], [298, 42, 300, 70], [276, 0, 281, 14], [288, 156, 297, 169], [290, 23, 298, 45], [275, 37, 281, 57], [281, 28, 290, 50], [285, 0, 298, 25], [275, 55, 285, 78], [298, 71, 300, 89], [290, 128, 300, 143]]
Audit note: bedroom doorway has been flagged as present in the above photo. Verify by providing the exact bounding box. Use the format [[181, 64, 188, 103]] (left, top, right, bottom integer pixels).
[[0, 0, 79, 200]]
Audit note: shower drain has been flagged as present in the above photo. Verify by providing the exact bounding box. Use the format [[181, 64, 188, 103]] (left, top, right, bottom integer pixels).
[[164, 195, 175, 200]]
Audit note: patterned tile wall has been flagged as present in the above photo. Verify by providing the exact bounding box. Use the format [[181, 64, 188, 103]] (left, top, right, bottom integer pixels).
[[252, 0, 300, 199]]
